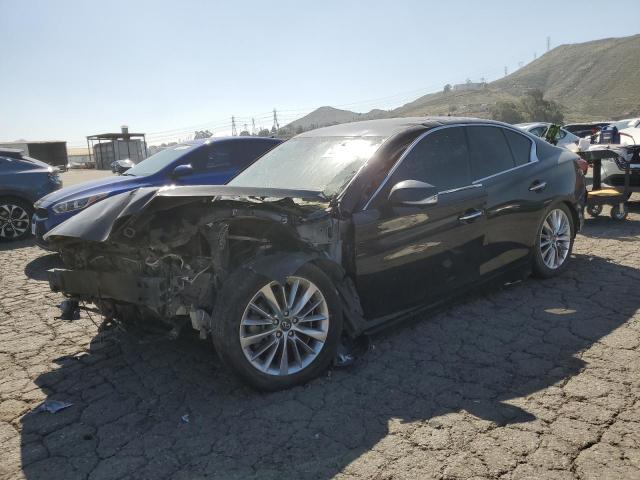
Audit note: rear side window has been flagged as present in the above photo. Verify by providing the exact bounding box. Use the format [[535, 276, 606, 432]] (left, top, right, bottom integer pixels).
[[504, 129, 532, 166], [466, 126, 515, 180], [192, 140, 276, 172], [389, 127, 471, 192]]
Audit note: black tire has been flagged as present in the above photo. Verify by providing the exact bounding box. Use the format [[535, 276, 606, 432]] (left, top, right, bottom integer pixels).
[[0, 197, 33, 242], [211, 262, 343, 391], [586, 204, 602, 217], [610, 203, 628, 221], [532, 203, 575, 279]]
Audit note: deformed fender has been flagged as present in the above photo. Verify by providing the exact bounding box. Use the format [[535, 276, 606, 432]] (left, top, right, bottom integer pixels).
[[244, 252, 367, 336], [244, 251, 319, 285]]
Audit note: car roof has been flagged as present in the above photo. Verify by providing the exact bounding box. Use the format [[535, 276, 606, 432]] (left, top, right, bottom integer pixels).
[[179, 136, 281, 147], [564, 121, 612, 126], [515, 122, 549, 129], [296, 117, 510, 138]]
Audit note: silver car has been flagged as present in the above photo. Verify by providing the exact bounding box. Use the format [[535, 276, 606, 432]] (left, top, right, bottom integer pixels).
[[515, 122, 580, 148]]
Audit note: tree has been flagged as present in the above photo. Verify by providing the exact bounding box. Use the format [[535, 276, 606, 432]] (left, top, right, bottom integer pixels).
[[239, 130, 250, 136], [443, 84, 452, 93], [295, 125, 304, 135], [518, 89, 564, 123], [490, 101, 524, 124], [193, 130, 213, 139], [257, 128, 271, 136]]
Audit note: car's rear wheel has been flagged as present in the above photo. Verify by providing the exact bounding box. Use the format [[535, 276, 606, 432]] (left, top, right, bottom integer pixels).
[[0, 198, 33, 241], [211, 263, 342, 390], [532, 204, 574, 278]]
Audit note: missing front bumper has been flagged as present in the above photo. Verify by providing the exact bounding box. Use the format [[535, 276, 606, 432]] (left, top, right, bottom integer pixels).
[[48, 268, 165, 309]]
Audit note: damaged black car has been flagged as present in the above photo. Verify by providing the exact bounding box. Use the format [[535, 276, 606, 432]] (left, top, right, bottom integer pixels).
[[46, 118, 585, 390]]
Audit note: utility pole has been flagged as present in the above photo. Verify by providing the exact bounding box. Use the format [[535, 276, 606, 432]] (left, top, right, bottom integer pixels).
[[252, 118, 256, 135], [243, 123, 248, 135], [272, 109, 280, 132], [231, 116, 237, 136], [547, 36, 551, 52], [504, 66, 508, 77]]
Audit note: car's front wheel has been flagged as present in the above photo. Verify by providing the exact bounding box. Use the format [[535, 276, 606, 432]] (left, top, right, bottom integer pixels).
[[532, 204, 575, 278], [0, 198, 33, 241], [211, 263, 343, 390]]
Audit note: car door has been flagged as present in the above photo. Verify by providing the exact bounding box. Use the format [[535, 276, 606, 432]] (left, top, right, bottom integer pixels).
[[352, 126, 488, 319], [465, 125, 549, 277]]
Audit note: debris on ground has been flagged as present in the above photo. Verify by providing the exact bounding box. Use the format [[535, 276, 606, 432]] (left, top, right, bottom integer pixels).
[[35, 400, 73, 414], [181, 414, 190, 423], [56, 299, 80, 320]]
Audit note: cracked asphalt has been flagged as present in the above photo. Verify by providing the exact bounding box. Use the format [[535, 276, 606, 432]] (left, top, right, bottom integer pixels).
[[1, 207, 640, 479]]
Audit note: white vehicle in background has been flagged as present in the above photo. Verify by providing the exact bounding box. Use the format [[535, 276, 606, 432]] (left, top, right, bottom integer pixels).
[[612, 118, 640, 131], [515, 122, 580, 148]]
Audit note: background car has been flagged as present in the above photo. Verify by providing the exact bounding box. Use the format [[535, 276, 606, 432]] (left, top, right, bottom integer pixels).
[[563, 121, 613, 139], [46, 117, 584, 389], [0, 147, 62, 241], [612, 118, 640, 130], [33, 136, 282, 248], [110, 158, 134, 174], [515, 122, 580, 148]]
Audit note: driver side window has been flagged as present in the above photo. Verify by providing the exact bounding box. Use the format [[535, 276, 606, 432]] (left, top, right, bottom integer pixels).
[[389, 127, 471, 193]]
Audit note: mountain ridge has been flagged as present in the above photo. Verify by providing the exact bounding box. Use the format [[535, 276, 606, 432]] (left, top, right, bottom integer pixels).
[[285, 34, 640, 131]]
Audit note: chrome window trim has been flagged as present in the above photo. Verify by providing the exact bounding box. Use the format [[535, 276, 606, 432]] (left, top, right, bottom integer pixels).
[[438, 183, 483, 195], [472, 160, 536, 184], [363, 123, 538, 210]]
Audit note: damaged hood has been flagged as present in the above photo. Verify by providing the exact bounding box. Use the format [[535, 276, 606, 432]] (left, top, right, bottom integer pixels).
[[44, 185, 327, 243], [36, 174, 146, 208]]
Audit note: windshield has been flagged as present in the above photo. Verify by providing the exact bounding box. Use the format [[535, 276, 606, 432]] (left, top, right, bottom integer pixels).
[[229, 136, 385, 196], [126, 144, 196, 176]]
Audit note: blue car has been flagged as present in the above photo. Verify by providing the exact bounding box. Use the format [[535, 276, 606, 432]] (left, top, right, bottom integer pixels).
[[0, 148, 62, 241], [33, 136, 281, 248]]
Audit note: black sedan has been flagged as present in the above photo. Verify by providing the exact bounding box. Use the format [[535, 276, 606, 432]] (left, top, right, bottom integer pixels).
[[45, 117, 585, 390]]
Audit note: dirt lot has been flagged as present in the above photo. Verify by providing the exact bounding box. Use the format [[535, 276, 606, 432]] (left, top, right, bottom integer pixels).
[[60, 169, 114, 187], [1, 201, 639, 479]]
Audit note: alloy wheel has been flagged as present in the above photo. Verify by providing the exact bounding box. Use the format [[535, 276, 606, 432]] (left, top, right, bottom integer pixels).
[[540, 209, 571, 269], [0, 203, 30, 239], [239, 276, 330, 376]]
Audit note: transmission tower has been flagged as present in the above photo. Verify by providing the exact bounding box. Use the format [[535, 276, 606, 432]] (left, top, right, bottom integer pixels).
[[272, 109, 280, 132], [231, 116, 237, 136], [243, 123, 248, 135], [252, 118, 257, 135], [547, 36, 551, 52], [504, 66, 508, 77]]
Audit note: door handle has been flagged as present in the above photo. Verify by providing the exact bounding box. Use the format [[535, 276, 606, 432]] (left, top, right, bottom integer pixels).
[[529, 180, 547, 192], [458, 209, 483, 222]]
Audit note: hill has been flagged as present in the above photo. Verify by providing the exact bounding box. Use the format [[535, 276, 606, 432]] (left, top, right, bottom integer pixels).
[[285, 34, 640, 130], [492, 34, 640, 120], [286, 106, 389, 131]]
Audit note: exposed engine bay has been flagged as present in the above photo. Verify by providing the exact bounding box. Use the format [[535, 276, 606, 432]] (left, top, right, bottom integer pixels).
[[47, 187, 365, 339]]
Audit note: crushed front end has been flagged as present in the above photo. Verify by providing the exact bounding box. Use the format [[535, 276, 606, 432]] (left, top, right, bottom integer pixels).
[[46, 186, 354, 337]]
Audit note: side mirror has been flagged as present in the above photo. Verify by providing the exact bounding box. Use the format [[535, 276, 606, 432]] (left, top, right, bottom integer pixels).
[[171, 164, 194, 179], [388, 180, 438, 207]]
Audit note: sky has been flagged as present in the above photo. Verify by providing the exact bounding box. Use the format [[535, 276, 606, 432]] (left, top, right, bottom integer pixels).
[[1, 0, 639, 146]]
